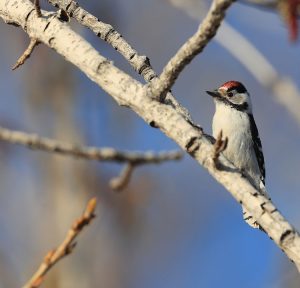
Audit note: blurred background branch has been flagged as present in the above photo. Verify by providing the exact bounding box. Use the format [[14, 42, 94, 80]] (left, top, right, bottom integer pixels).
[[0, 126, 182, 164], [23, 198, 97, 288], [110, 163, 135, 191], [0, 126, 182, 189]]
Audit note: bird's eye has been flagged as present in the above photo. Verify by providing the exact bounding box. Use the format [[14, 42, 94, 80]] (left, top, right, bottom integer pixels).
[[227, 92, 233, 97]]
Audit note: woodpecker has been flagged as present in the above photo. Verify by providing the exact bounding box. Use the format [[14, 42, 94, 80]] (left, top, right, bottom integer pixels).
[[206, 81, 269, 228]]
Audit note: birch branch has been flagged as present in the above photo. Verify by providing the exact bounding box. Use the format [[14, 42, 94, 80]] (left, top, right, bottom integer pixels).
[[48, 0, 156, 82], [150, 0, 235, 100], [23, 198, 97, 288], [1, 0, 300, 272], [0, 126, 182, 164], [47, 0, 198, 127]]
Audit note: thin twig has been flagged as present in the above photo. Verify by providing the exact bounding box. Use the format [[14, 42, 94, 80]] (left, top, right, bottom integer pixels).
[[12, 38, 40, 70], [34, 0, 42, 17], [213, 130, 228, 168], [0, 126, 182, 164], [109, 163, 135, 191], [150, 0, 234, 101], [23, 198, 97, 288]]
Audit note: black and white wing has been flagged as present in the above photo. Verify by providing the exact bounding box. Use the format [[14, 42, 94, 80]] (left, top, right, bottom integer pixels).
[[249, 114, 265, 184]]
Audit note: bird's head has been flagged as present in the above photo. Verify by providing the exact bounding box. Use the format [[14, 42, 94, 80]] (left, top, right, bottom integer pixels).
[[206, 81, 251, 112]]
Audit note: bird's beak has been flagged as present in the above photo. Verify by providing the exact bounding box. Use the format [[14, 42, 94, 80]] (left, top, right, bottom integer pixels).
[[206, 90, 221, 98]]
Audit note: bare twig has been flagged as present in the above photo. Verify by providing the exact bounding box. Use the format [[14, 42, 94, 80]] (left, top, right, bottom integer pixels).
[[34, 0, 42, 17], [23, 198, 97, 288], [0, 126, 182, 164], [213, 130, 228, 168], [150, 0, 234, 101], [109, 163, 135, 191], [12, 38, 40, 70]]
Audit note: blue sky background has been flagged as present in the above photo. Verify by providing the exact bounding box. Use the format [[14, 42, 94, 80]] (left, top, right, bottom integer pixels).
[[0, 0, 300, 287]]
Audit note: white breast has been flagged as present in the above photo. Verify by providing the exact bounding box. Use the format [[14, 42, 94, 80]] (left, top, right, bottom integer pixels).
[[212, 102, 261, 188]]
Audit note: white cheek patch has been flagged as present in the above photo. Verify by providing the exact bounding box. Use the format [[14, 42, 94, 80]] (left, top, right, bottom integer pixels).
[[232, 94, 247, 105]]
